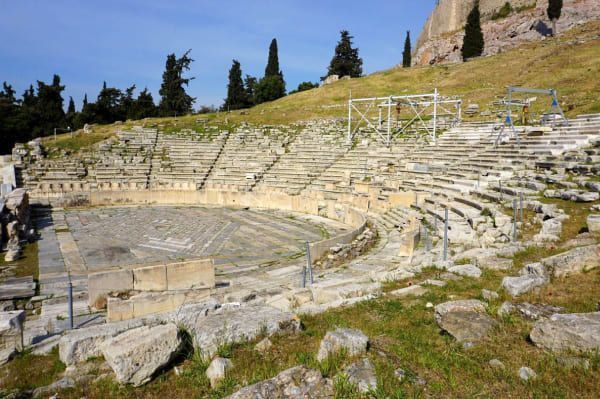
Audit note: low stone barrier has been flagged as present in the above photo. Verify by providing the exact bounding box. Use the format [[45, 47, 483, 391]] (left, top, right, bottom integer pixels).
[[88, 259, 215, 308]]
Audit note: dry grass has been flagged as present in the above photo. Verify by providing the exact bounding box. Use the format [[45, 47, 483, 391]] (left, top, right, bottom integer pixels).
[[0, 348, 65, 393]]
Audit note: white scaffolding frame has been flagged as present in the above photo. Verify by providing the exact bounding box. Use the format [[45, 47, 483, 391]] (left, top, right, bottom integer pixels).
[[494, 86, 568, 147], [347, 89, 462, 146]]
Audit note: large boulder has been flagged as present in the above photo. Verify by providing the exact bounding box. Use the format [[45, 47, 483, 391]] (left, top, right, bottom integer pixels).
[[225, 365, 333, 399], [530, 312, 600, 353], [317, 328, 369, 362], [0, 310, 25, 365], [100, 323, 182, 386], [188, 305, 300, 360], [540, 245, 599, 277], [433, 300, 486, 323], [59, 299, 219, 365]]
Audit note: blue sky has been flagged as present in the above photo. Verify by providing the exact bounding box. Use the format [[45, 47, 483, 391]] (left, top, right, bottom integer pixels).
[[0, 0, 436, 110]]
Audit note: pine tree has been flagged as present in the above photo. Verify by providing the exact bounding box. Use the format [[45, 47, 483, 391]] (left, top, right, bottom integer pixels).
[[461, 2, 484, 61], [159, 50, 196, 116], [325, 30, 363, 79], [128, 88, 157, 120], [402, 31, 412, 68], [95, 81, 123, 124], [223, 60, 249, 111], [33, 74, 66, 136], [547, 0, 563, 36]]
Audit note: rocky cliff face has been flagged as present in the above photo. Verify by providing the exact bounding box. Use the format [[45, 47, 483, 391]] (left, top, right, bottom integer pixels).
[[413, 0, 600, 66]]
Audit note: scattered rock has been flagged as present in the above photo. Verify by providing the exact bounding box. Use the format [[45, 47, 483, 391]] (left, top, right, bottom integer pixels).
[[394, 368, 406, 382], [434, 300, 496, 343], [224, 365, 333, 399], [422, 279, 446, 287], [514, 302, 563, 321], [481, 289, 499, 301], [448, 264, 482, 278], [530, 312, 600, 353], [206, 357, 233, 388], [390, 285, 427, 297], [502, 275, 547, 297], [32, 377, 75, 398], [518, 366, 537, 381], [587, 214, 600, 232], [317, 328, 369, 362], [488, 359, 505, 370], [540, 244, 599, 277], [343, 358, 377, 393], [101, 323, 182, 386], [255, 337, 273, 353], [557, 356, 590, 370], [498, 301, 515, 317]]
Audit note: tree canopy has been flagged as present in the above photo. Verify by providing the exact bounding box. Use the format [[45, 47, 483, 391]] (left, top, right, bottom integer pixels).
[[462, 2, 484, 61], [158, 50, 195, 116], [325, 30, 363, 79], [223, 60, 250, 111]]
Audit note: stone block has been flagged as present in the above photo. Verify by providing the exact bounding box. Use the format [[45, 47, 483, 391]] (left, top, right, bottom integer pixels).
[[166, 259, 215, 290], [107, 297, 134, 322], [133, 264, 167, 291], [88, 269, 133, 308]]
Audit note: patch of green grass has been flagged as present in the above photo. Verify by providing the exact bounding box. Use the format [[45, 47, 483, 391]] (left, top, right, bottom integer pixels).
[[0, 348, 65, 392], [0, 240, 39, 280]]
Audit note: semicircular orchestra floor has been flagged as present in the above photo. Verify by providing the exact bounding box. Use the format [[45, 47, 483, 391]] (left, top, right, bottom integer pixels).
[[59, 206, 349, 275]]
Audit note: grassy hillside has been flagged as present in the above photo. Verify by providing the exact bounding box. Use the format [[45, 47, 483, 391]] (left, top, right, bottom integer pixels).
[[47, 20, 600, 149]]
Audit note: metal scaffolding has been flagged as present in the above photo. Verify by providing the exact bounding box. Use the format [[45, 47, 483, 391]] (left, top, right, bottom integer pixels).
[[494, 86, 568, 147], [347, 89, 462, 146]]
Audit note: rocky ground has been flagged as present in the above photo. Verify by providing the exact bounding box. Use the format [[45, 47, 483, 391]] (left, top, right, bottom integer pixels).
[[0, 186, 598, 398]]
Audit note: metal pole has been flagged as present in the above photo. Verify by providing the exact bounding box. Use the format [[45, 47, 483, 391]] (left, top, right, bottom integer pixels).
[[387, 96, 392, 146], [443, 208, 448, 261], [347, 91, 352, 142], [433, 88, 438, 144], [305, 241, 313, 286], [67, 273, 74, 330], [499, 180, 503, 202], [512, 199, 518, 242], [54, 128, 57, 141], [519, 192, 524, 224]]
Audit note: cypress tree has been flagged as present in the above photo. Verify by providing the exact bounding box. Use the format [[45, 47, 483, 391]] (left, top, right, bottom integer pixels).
[[547, 0, 563, 36], [461, 1, 484, 61], [65, 96, 76, 129], [33, 74, 66, 136], [159, 50, 196, 116], [325, 30, 363, 78], [265, 39, 282, 78], [67, 96, 76, 114], [256, 39, 286, 102], [223, 60, 248, 111], [402, 31, 412, 68]]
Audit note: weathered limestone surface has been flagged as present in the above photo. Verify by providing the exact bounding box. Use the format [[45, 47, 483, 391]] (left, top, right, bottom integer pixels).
[[434, 300, 496, 343], [0, 310, 25, 364], [530, 312, 600, 353], [317, 328, 369, 362], [87, 269, 133, 308], [59, 299, 219, 365], [448, 264, 482, 278], [206, 357, 233, 388], [189, 305, 301, 360], [343, 358, 378, 393], [101, 323, 182, 386], [434, 299, 486, 323], [502, 274, 547, 297], [587, 214, 600, 232], [540, 244, 599, 277], [225, 366, 333, 399]]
